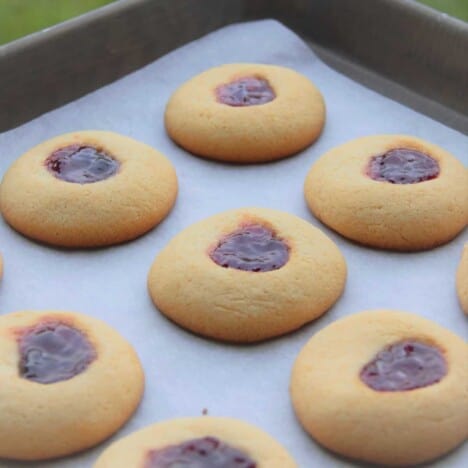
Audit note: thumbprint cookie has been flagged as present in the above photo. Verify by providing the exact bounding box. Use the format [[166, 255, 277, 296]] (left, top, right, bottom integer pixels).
[[0, 131, 178, 247], [290, 309, 468, 466], [0, 310, 144, 461], [94, 417, 297, 467], [148, 207, 346, 342], [304, 135, 467, 250], [165, 63, 325, 163]]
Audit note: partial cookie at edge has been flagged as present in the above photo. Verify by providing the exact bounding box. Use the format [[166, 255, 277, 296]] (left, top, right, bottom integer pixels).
[[456, 244, 468, 315], [94, 417, 297, 468]]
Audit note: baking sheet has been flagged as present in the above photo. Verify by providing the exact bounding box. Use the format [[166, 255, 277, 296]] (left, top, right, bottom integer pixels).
[[0, 19, 466, 467]]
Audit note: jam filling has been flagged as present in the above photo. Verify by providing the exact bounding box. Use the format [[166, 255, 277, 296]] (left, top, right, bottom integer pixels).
[[45, 144, 120, 183], [360, 340, 447, 391], [18, 321, 96, 384], [144, 437, 256, 468], [216, 77, 275, 106], [367, 148, 439, 184], [210, 224, 289, 272]]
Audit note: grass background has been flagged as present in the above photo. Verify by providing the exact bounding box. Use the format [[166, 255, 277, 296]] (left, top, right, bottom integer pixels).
[[419, 0, 468, 21], [0, 0, 114, 45], [0, 0, 466, 46]]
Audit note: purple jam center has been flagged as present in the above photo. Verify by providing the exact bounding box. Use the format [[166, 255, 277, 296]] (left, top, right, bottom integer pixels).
[[210, 224, 289, 272], [45, 144, 120, 183], [216, 77, 275, 106], [144, 437, 256, 468], [368, 148, 439, 184], [18, 321, 96, 384], [360, 340, 447, 391]]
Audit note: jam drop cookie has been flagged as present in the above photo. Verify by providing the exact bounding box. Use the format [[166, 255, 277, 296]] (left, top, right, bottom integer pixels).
[[165, 63, 325, 163], [0, 310, 144, 461], [456, 244, 468, 315], [304, 135, 468, 250], [94, 417, 297, 467], [0, 131, 178, 247], [290, 310, 468, 466], [148, 207, 346, 342]]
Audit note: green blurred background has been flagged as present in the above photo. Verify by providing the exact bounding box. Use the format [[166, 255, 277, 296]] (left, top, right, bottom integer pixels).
[[0, 0, 114, 45], [0, 0, 467, 46]]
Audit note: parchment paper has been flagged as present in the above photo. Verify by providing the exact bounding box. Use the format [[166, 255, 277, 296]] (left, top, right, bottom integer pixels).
[[0, 20, 466, 468]]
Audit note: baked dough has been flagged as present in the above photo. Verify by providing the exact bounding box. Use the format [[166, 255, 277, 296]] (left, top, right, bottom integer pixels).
[[0, 131, 178, 247], [456, 243, 468, 315], [165, 63, 325, 163], [94, 417, 297, 467], [290, 309, 468, 466], [304, 135, 468, 250], [148, 207, 346, 342], [0, 310, 144, 461]]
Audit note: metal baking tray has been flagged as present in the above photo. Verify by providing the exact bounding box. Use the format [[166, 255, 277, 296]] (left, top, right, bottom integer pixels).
[[0, 1, 466, 468], [1, 0, 467, 134]]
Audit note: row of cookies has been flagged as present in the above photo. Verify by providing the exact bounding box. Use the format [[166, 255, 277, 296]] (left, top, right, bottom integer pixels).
[[0, 129, 467, 251], [0, 308, 466, 466], [0, 129, 466, 252]]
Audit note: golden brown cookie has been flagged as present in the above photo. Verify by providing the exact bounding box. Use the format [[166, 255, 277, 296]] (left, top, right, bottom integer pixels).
[[290, 310, 468, 466], [94, 417, 297, 467], [456, 244, 468, 315], [304, 135, 468, 250], [148, 207, 346, 342], [0, 310, 144, 461], [0, 131, 178, 247], [165, 63, 325, 163]]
